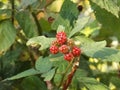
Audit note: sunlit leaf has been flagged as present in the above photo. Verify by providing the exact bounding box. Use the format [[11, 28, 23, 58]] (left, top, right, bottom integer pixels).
[[26, 36, 55, 50]]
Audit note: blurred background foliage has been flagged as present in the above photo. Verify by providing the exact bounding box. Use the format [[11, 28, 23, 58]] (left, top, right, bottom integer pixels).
[[0, 0, 120, 90]]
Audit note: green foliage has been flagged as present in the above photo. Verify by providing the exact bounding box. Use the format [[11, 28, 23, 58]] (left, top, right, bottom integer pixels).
[[16, 11, 38, 38], [41, 68, 55, 81], [78, 77, 109, 90], [0, 20, 16, 51], [4, 68, 41, 80], [27, 36, 55, 50], [90, 1, 120, 40], [35, 57, 53, 73], [21, 76, 47, 90], [90, 0, 119, 18], [69, 16, 90, 38], [1, 0, 120, 90]]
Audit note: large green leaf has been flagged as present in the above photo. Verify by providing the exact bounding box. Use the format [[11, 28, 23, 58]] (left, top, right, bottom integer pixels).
[[90, 1, 120, 40], [69, 16, 90, 38], [4, 68, 41, 81], [35, 57, 53, 73], [26, 36, 55, 50], [16, 11, 38, 38], [0, 20, 16, 51], [78, 77, 109, 90], [81, 40, 120, 62], [90, 0, 119, 18], [21, 76, 47, 90], [81, 40, 106, 56]]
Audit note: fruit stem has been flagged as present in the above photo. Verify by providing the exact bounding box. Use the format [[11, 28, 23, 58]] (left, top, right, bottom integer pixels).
[[62, 57, 80, 90], [58, 59, 74, 89]]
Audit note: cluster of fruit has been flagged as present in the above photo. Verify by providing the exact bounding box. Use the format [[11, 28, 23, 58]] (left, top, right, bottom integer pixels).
[[50, 31, 81, 62]]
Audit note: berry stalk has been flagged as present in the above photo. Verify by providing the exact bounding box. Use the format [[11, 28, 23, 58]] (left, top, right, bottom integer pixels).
[[62, 60, 79, 90]]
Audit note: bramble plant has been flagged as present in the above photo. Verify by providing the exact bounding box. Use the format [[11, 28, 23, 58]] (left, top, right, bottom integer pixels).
[[1, 0, 120, 90]]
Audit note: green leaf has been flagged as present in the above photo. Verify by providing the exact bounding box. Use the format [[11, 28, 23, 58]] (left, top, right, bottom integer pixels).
[[35, 57, 53, 73], [41, 68, 55, 81], [52, 0, 79, 32], [26, 36, 55, 50], [81, 40, 120, 62], [81, 40, 106, 56], [73, 36, 94, 45], [0, 9, 11, 20], [20, 0, 37, 8], [16, 11, 38, 38], [110, 77, 120, 88], [69, 16, 90, 38], [39, 18, 51, 32], [4, 68, 41, 81], [0, 20, 16, 51], [90, 0, 119, 18], [0, 48, 21, 78], [52, 15, 71, 32], [60, 0, 79, 24], [89, 48, 120, 62], [90, 1, 120, 40], [53, 60, 68, 86], [21, 76, 47, 90], [78, 77, 109, 90]]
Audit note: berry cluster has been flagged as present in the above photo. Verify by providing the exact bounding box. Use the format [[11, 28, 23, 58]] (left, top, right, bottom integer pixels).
[[50, 31, 81, 62]]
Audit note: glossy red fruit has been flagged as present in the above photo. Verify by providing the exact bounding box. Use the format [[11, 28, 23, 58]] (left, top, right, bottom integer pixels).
[[64, 53, 74, 61], [59, 45, 69, 54], [56, 31, 67, 45], [72, 47, 81, 57], [50, 45, 59, 54]]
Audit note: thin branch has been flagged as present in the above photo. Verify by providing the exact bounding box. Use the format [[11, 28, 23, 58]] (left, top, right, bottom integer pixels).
[[62, 59, 80, 90], [11, 0, 14, 24], [58, 59, 74, 88]]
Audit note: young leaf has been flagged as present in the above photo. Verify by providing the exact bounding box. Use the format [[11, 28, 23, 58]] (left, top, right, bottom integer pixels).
[[26, 36, 55, 50], [69, 16, 90, 38], [0, 20, 16, 51]]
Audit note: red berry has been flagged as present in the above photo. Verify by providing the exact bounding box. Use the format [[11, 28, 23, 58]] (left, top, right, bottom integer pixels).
[[64, 53, 74, 61], [56, 31, 67, 45], [50, 45, 59, 54], [59, 45, 69, 54], [72, 47, 81, 57]]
